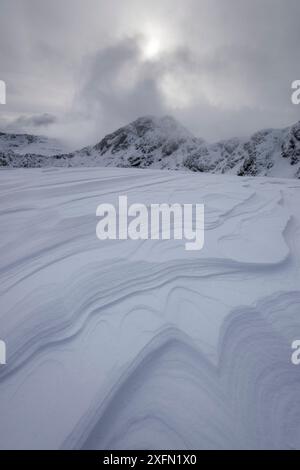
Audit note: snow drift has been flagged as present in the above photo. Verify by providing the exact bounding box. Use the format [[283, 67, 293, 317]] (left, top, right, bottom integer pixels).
[[0, 166, 300, 449]]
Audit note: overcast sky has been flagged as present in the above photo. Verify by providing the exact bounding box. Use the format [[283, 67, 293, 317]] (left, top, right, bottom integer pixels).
[[0, 0, 299, 148]]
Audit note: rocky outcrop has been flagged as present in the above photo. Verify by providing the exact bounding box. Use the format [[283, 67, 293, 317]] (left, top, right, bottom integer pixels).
[[1, 116, 300, 178]]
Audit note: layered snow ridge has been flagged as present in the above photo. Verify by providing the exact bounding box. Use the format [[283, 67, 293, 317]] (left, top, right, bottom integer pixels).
[[0, 167, 300, 449], [1, 116, 300, 178]]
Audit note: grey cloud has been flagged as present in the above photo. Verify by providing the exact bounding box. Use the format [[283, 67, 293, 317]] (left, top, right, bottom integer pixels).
[[4, 113, 57, 133], [0, 0, 299, 146], [77, 37, 165, 135]]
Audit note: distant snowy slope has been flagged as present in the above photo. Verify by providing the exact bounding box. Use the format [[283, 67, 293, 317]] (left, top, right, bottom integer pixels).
[[0, 167, 299, 449], [1, 116, 300, 178], [0, 132, 66, 156]]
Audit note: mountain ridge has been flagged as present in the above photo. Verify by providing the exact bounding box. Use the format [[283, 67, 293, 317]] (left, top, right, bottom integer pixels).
[[1, 115, 300, 178]]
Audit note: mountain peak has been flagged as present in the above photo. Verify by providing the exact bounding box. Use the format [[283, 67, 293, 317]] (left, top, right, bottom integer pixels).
[[90, 115, 197, 169], [1, 117, 300, 178], [116, 115, 193, 139]]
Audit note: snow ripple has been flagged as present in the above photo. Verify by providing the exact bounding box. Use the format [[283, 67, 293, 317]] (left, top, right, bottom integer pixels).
[[0, 167, 299, 449]]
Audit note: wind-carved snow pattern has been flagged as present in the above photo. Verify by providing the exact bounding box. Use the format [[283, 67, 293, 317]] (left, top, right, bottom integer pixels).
[[0, 167, 299, 449]]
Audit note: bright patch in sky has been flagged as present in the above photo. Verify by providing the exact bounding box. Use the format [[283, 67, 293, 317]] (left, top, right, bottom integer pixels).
[[142, 36, 161, 59]]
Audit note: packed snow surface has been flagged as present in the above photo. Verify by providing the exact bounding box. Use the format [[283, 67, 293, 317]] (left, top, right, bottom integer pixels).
[[0, 166, 300, 449]]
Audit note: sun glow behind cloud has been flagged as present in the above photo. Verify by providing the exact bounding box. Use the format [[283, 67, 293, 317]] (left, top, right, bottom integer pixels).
[[139, 22, 169, 60], [1, 0, 299, 145], [142, 36, 162, 59]]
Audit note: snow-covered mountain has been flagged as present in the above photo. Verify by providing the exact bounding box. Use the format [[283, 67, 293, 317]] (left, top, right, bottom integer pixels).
[[1, 116, 300, 178], [0, 131, 66, 156]]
